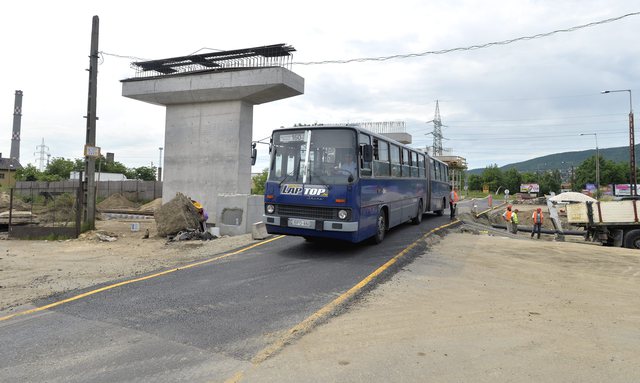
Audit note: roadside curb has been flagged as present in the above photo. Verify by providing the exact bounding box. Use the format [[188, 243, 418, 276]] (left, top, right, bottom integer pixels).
[[247, 220, 462, 367]]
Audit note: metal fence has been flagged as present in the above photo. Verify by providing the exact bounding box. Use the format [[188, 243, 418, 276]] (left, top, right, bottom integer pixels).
[[5, 180, 162, 239], [6, 183, 82, 239], [15, 180, 163, 202]]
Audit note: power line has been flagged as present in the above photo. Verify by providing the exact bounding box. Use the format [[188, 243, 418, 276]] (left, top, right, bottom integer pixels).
[[294, 11, 640, 65], [446, 113, 625, 124], [100, 51, 148, 62]]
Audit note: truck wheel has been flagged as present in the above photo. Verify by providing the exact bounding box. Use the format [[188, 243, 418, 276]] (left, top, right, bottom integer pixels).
[[623, 229, 640, 249]]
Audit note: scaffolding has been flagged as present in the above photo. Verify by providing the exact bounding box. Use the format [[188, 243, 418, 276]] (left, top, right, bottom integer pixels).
[[129, 44, 295, 79]]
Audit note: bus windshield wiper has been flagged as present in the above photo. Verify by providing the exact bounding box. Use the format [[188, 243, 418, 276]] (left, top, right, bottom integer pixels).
[[278, 172, 294, 188]]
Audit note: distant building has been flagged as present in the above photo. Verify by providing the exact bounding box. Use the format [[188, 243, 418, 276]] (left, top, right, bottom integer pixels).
[[0, 153, 22, 188], [70, 171, 127, 181]]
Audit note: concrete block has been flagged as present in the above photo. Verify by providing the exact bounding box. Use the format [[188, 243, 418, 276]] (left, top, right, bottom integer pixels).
[[252, 221, 269, 240]]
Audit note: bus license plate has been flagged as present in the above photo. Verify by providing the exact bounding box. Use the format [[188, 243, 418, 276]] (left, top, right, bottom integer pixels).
[[288, 218, 315, 228]]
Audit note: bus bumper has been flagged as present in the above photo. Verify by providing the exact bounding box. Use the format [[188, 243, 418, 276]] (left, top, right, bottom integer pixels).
[[262, 215, 358, 232]]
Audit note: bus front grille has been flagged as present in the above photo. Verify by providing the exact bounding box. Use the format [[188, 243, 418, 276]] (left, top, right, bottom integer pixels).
[[276, 205, 338, 220]]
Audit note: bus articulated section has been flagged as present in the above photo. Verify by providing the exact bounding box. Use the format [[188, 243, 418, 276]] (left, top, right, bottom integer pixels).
[[263, 125, 449, 244]]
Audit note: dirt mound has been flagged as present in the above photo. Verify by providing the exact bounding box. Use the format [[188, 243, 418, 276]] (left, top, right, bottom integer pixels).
[[97, 193, 137, 211], [139, 198, 162, 212], [0, 191, 30, 211]]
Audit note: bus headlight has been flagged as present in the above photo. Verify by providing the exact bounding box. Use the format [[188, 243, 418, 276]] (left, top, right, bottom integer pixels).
[[266, 204, 275, 214], [338, 210, 348, 220]]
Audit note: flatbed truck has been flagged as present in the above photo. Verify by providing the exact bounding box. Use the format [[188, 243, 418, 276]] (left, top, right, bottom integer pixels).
[[566, 200, 640, 249]]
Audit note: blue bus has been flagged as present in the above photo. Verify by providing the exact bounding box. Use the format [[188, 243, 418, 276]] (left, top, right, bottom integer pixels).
[[263, 125, 450, 243]]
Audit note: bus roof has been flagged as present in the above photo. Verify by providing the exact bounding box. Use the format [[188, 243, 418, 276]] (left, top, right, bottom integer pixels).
[[273, 125, 431, 158]]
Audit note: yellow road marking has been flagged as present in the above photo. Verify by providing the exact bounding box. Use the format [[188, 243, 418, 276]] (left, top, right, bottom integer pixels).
[[0, 235, 285, 322], [249, 220, 459, 366]]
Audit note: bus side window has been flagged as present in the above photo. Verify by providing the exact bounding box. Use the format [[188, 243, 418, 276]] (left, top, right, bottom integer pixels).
[[417, 153, 425, 178], [401, 148, 410, 178], [359, 133, 372, 177], [443, 165, 449, 182], [434, 160, 439, 180], [373, 139, 390, 177], [411, 151, 419, 177], [390, 145, 401, 177], [429, 158, 435, 180]]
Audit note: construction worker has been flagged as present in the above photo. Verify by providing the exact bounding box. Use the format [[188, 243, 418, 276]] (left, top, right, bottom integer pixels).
[[449, 186, 459, 219], [502, 205, 513, 233], [531, 207, 544, 239], [511, 209, 519, 234], [191, 199, 208, 232]]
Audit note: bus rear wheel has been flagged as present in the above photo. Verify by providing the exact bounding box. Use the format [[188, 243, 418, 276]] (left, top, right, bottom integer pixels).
[[412, 201, 423, 225], [434, 197, 446, 216], [374, 210, 386, 244]]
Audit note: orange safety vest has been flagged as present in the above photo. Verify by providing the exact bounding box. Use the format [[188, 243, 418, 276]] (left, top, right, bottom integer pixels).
[[504, 210, 512, 221], [450, 191, 459, 203], [532, 211, 544, 223]]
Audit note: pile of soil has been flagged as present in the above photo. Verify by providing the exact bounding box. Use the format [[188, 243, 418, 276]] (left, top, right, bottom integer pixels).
[[97, 193, 138, 211], [139, 198, 162, 212], [0, 191, 30, 211]]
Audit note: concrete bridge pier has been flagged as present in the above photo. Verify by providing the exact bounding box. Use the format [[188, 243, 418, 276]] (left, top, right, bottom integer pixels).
[[122, 67, 304, 233]]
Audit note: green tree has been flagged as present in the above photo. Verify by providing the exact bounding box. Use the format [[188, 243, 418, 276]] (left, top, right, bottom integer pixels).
[[45, 157, 80, 180], [575, 155, 604, 190], [502, 168, 522, 195], [481, 164, 503, 192], [129, 166, 157, 181], [97, 157, 129, 175], [521, 172, 537, 183], [15, 164, 41, 181], [467, 174, 483, 191], [252, 168, 269, 195], [539, 170, 562, 195]]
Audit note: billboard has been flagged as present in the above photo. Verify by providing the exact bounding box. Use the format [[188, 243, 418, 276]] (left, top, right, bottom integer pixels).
[[520, 183, 539, 193], [613, 184, 638, 196]]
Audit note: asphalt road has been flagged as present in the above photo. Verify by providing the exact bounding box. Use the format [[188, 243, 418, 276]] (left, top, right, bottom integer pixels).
[[0, 213, 452, 382]]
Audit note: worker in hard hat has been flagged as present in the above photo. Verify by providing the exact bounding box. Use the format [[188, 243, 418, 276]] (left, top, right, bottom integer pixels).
[[191, 199, 208, 231], [511, 209, 519, 234], [531, 207, 544, 239], [502, 205, 513, 233]]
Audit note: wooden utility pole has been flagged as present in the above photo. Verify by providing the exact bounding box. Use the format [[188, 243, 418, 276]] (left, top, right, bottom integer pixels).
[[83, 15, 99, 230]]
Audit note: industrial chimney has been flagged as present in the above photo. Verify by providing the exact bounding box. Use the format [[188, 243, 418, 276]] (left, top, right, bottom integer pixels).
[[10, 90, 22, 163]]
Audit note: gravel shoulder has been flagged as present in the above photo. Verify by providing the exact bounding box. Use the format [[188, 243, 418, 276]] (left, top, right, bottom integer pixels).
[[240, 230, 640, 382], [3, 203, 640, 382]]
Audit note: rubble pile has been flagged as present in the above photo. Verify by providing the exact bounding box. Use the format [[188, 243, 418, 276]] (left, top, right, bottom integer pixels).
[[154, 193, 202, 237]]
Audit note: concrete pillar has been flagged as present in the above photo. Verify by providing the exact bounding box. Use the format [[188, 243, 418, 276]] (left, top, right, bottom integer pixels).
[[122, 67, 304, 225]]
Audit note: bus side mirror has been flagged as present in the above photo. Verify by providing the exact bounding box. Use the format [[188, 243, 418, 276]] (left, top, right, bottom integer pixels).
[[251, 143, 257, 166], [362, 145, 373, 162]]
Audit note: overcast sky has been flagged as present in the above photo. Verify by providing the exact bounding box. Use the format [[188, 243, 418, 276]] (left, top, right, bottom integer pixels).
[[1, 0, 638, 173]]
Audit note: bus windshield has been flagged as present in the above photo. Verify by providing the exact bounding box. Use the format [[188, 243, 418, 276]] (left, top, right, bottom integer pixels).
[[269, 128, 357, 185]]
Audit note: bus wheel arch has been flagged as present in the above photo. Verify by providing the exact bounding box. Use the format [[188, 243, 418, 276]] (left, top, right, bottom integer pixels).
[[374, 207, 388, 244]]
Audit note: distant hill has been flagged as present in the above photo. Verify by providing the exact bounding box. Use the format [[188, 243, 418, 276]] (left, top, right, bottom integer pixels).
[[467, 144, 640, 175]]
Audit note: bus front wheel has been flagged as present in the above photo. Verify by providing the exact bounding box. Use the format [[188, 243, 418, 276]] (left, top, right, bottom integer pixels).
[[374, 210, 387, 244]]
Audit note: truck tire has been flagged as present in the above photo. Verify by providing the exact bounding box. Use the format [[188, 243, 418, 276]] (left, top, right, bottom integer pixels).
[[623, 229, 640, 249]]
